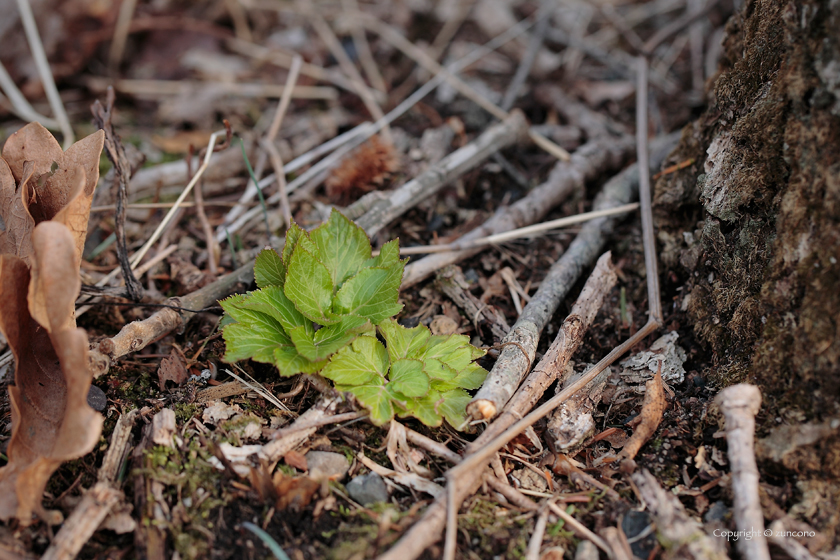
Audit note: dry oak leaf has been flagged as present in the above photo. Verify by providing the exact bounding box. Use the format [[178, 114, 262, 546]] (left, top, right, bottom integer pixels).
[[0, 125, 105, 525]]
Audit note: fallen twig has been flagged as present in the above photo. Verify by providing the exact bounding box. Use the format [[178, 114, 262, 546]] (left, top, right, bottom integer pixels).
[[39, 483, 122, 560], [465, 135, 678, 420], [398, 203, 640, 256], [259, 395, 343, 465], [15, 0, 74, 148], [401, 135, 641, 288], [526, 506, 551, 560], [41, 410, 139, 560], [715, 384, 769, 560], [359, 14, 570, 162], [630, 469, 726, 560], [547, 502, 614, 559], [218, 17, 536, 242], [435, 266, 510, 342], [356, 111, 529, 237], [88, 260, 254, 378]]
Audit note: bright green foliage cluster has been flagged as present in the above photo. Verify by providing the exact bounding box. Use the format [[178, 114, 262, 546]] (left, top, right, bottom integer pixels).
[[221, 209, 404, 375], [221, 209, 487, 429], [322, 319, 487, 427]]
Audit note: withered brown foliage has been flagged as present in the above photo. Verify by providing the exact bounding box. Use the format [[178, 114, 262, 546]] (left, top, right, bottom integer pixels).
[[325, 135, 400, 204], [0, 123, 104, 524]]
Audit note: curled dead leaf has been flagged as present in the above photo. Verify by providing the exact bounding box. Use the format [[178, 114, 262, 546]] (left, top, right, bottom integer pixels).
[[618, 367, 667, 463], [0, 124, 105, 524]]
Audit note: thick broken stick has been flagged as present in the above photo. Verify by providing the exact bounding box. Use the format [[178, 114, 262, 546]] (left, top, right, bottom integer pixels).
[[401, 135, 635, 288], [715, 384, 769, 560], [631, 469, 726, 560], [88, 260, 254, 378], [40, 483, 122, 560], [378, 252, 616, 560], [466, 134, 679, 420], [41, 410, 139, 560], [356, 110, 529, 237]]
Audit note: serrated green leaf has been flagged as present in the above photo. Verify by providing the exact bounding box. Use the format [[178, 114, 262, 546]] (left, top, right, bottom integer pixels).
[[388, 359, 429, 398], [451, 362, 488, 390], [282, 222, 316, 264], [378, 318, 430, 362], [284, 244, 336, 324], [219, 293, 250, 323], [439, 389, 472, 429], [424, 358, 458, 382], [321, 336, 388, 386], [288, 315, 369, 362], [310, 209, 372, 288], [398, 390, 443, 427], [421, 333, 473, 362], [222, 315, 290, 364], [239, 286, 311, 336], [364, 238, 400, 269], [255, 248, 286, 288], [332, 260, 405, 324], [343, 383, 393, 425], [274, 347, 326, 375]]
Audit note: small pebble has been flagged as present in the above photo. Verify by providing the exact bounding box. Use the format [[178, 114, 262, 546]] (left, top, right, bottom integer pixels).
[[305, 451, 349, 481], [346, 472, 389, 505], [87, 385, 107, 412]]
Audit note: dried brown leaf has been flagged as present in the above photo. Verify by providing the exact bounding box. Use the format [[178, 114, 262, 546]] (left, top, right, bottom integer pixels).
[[1, 122, 104, 264], [157, 349, 189, 390], [0, 230, 102, 523], [618, 368, 667, 462], [284, 450, 309, 472], [0, 126, 105, 524], [0, 158, 35, 261], [273, 471, 320, 511]]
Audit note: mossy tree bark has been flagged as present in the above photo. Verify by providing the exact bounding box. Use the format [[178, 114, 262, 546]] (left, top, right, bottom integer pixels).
[[655, 0, 840, 419]]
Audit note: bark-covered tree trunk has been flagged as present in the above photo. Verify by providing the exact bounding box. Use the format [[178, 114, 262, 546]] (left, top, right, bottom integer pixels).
[[653, 0, 840, 541]]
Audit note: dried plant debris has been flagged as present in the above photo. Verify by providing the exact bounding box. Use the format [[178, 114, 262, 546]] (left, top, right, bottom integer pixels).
[[0, 124, 105, 524], [546, 363, 609, 455], [618, 331, 687, 387], [326, 135, 400, 204]]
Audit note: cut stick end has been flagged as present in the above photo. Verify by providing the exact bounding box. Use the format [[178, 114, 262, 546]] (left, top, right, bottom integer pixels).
[[714, 383, 762, 416], [467, 399, 497, 421]]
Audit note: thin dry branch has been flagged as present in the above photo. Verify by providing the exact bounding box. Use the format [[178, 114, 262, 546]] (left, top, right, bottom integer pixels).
[[42, 410, 139, 560], [92, 88, 144, 301], [15, 0, 74, 148], [400, 134, 642, 288], [40, 483, 122, 560], [715, 384, 769, 560], [356, 111, 529, 236], [460, 134, 676, 420], [379, 251, 617, 560], [88, 260, 255, 378], [359, 15, 570, 161], [218, 15, 536, 241], [259, 394, 343, 464]]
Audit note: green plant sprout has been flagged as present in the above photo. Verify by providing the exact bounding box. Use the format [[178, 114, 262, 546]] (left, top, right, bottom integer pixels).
[[221, 210, 487, 428]]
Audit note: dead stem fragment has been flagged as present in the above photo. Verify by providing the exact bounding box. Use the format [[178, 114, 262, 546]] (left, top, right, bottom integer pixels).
[[715, 384, 769, 560]]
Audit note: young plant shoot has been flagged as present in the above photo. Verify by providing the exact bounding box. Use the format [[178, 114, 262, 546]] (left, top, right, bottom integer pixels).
[[221, 210, 487, 428]]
